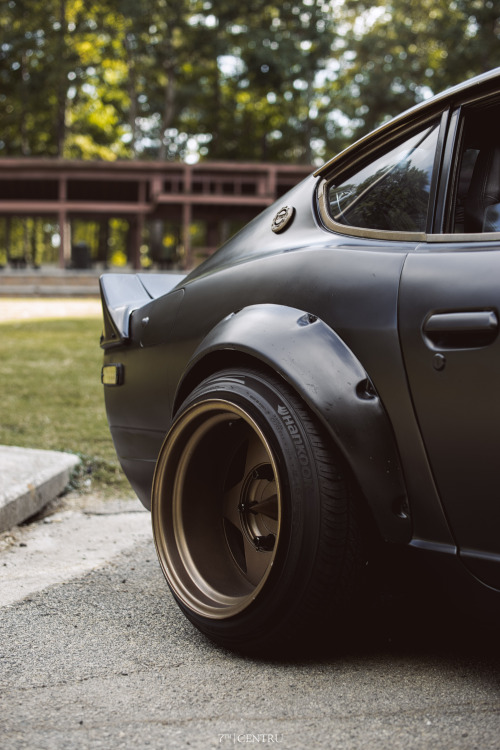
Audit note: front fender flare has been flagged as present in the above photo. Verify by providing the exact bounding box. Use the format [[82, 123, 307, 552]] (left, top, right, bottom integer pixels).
[[175, 304, 411, 544]]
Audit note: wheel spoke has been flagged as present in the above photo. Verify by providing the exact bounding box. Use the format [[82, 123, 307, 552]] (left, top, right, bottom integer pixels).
[[222, 427, 279, 581], [223, 517, 247, 573], [248, 493, 278, 520], [242, 534, 274, 585], [223, 481, 243, 527]]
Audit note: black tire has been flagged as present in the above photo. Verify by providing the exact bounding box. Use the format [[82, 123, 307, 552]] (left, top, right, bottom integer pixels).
[[151, 367, 365, 653]]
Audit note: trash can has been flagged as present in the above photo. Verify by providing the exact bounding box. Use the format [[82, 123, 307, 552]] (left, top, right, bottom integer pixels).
[[71, 241, 92, 269]]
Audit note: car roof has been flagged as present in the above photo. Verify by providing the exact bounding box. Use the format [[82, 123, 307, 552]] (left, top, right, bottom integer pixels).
[[315, 67, 500, 177]]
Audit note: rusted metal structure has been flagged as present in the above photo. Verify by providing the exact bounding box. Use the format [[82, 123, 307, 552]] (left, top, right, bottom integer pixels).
[[0, 159, 312, 269]]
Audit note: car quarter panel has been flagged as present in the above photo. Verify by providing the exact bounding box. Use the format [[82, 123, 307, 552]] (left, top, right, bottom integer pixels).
[[103, 238, 455, 547], [177, 302, 411, 543]]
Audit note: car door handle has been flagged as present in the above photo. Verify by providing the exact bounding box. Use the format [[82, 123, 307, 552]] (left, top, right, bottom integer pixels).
[[423, 310, 498, 349]]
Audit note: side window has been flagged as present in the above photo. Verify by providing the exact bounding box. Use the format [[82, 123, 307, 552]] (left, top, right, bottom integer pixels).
[[327, 123, 439, 233], [452, 103, 500, 234]]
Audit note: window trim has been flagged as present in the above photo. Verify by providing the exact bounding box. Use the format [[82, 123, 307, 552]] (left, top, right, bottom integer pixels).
[[432, 107, 461, 234], [425, 231, 500, 243], [317, 177, 428, 242], [318, 87, 500, 245], [317, 114, 443, 242]]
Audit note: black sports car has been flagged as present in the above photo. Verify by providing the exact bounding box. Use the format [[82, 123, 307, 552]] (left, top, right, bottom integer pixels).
[[101, 69, 500, 651]]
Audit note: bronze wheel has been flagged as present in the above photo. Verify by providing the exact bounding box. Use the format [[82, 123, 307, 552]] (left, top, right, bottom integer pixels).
[[152, 399, 281, 619], [152, 368, 363, 653]]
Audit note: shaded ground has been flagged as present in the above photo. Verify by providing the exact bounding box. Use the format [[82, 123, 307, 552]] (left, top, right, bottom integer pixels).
[[0, 495, 499, 750]]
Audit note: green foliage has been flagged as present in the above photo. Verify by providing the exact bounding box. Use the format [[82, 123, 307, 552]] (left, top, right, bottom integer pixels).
[[0, 217, 59, 266], [0, 316, 133, 496], [0, 0, 499, 164], [332, 0, 500, 144], [70, 216, 130, 264]]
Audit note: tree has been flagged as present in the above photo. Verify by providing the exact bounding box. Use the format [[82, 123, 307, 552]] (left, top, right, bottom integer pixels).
[[1, 1, 499, 164], [104, 0, 210, 160], [189, 1, 338, 162], [329, 0, 500, 149], [0, 0, 131, 158]]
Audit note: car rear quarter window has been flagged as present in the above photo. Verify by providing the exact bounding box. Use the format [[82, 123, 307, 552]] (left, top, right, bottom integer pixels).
[[327, 123, 440, 233]]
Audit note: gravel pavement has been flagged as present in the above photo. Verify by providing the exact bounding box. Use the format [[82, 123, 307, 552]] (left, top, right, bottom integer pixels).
[[1, 512, 500, 750], [1, 487, 499, 750]]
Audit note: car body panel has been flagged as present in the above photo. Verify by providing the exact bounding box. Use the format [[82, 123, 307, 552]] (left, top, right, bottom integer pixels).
[[102, 238, 454, 548], [177, 302, 411, 543], [101, 68, 500, 610], [400, 244, 500, 588]]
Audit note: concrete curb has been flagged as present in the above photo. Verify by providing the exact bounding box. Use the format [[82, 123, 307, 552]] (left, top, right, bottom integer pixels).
[[0, 446, 80, 532]]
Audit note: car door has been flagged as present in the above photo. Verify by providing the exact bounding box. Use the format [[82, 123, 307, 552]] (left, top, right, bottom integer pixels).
[[399, 98, 500, 590]]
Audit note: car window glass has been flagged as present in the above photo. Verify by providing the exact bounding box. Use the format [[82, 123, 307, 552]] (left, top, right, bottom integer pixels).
[[452, 102, 500, 233], [452, 148, 479, 232], [327, 123, 439, 232]]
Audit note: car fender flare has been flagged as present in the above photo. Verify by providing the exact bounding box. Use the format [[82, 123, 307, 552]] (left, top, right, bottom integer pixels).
[[175, 304, 411, 544]]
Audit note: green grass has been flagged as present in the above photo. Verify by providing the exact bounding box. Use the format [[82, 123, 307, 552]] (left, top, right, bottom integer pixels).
[[0, 317, 134, 496]]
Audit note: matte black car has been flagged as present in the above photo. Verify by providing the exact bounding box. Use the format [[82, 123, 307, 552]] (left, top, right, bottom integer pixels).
[[101, 69, 500, 651]]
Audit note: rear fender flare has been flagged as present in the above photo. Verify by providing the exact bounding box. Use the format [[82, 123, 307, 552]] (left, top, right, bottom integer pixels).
[[175, 304, 411, 544]]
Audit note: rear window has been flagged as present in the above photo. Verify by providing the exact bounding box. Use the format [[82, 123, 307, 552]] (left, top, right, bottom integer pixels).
[[327, 123, 439, 233]]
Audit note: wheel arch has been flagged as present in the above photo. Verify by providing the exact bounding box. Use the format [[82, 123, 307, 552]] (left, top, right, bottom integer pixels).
[[174, 304, 411, 545]]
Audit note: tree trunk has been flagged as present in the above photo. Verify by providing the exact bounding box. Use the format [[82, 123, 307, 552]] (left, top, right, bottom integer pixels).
[[159, 64, 176, 160], [124, 34, 139, 159], [56, 0, 67, 157]]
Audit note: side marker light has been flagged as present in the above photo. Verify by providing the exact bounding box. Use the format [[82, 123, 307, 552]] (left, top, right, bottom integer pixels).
[[101, 364, 124, 386]]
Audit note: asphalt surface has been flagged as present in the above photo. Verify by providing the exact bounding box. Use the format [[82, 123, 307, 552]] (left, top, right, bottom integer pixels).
[[1, 492, 499, 750]]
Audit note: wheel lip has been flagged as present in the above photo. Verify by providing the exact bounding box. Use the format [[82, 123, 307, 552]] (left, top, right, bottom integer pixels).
[[151, 398, 282, 620]]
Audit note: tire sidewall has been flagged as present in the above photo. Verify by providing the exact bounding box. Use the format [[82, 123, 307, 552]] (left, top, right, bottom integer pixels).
[[172, 368, 324, 648]]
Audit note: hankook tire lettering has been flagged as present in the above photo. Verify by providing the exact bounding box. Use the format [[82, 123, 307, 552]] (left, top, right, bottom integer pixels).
[[277, 404, 312, 479]]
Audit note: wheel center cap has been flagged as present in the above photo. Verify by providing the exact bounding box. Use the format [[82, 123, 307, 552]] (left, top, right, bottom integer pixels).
[[238, 463, 277, 551]]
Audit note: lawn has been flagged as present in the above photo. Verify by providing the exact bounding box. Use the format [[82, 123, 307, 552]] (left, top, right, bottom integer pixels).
[[0, 316, 134, 496]]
